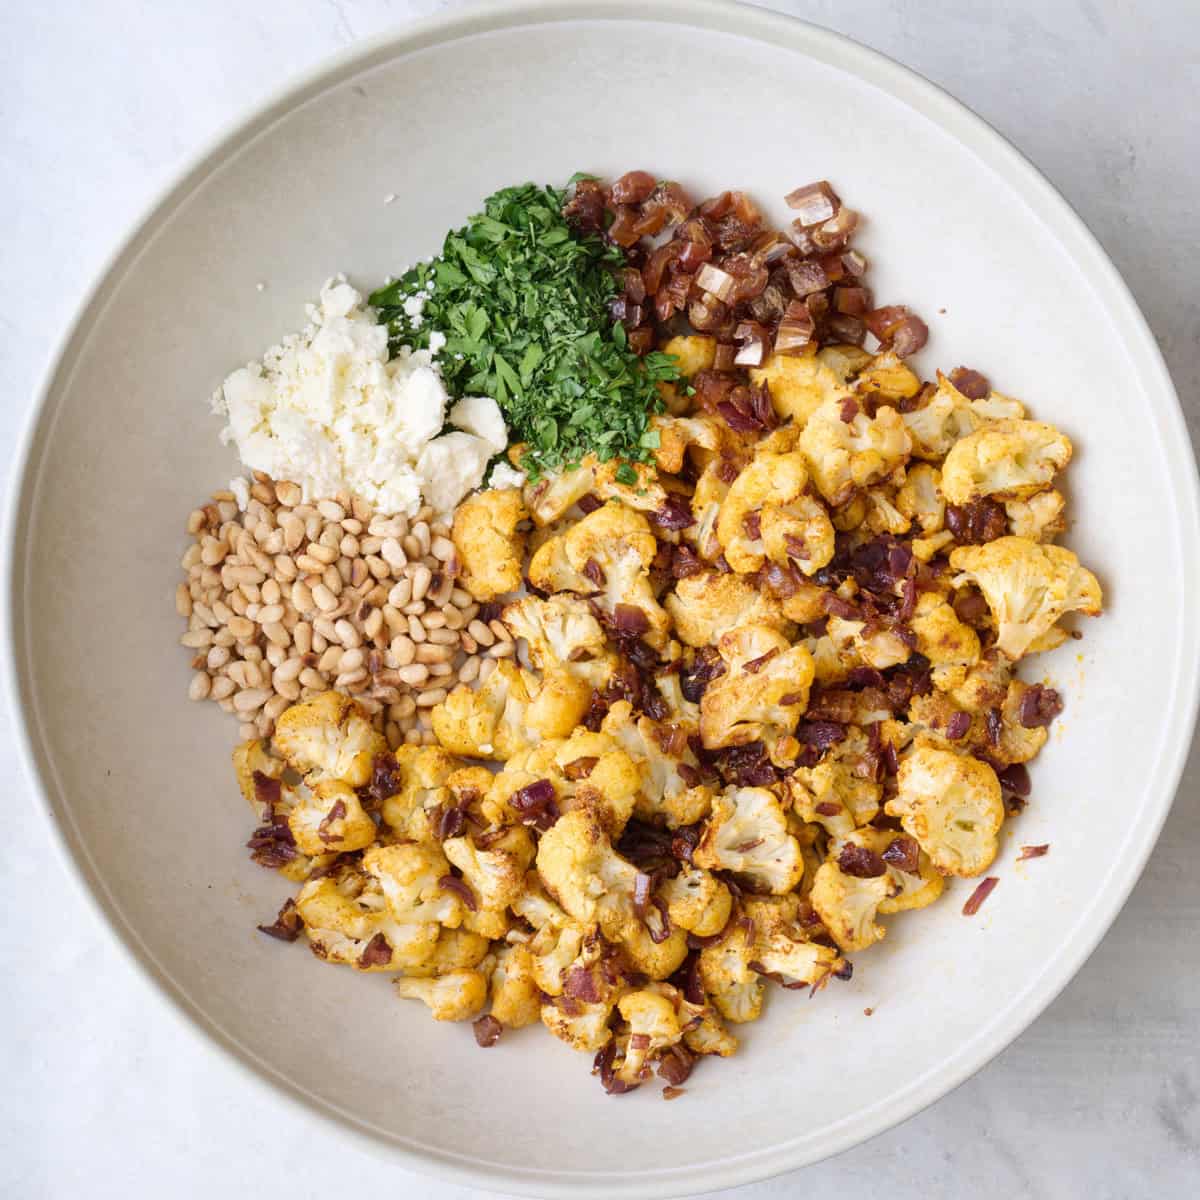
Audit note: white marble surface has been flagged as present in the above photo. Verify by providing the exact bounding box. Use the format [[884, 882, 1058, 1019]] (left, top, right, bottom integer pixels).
[[2, 1, 1198, 1196]]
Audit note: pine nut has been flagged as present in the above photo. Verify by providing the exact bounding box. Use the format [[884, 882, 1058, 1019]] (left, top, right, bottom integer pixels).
[[339, 648, 365, 672], [428, 628, 458, 646], [263, 622, 290, 647], [489, 640, 515, 658], [416, 687, 447, 707], [390, 696, 417, 719], [275, 481, 302, 506], [431, 535, 456, 562], [227, 616, 255, 640], [299, 667, 326, 689], [306, 542, 338, 565], [211, 676, 236, 701], [181, 630, 213, 648], [265, 642, 286, 668], [408, 615, 427, 643], [312, 583, 337, 612], [416, 643, 453, 664], [391, 635, 416, 666], [188, 672, 211, 701], [317, 499, 346, 521], [175, 584, 193, 617], [396, 664, 429, 687], [294, 622, 313, 656], [256, 604, 285, 625], [468, 619, 494, 647], [318, 646, 343, 674], [335, 619, 361, 649], [207, 646, 231, 670], [458, 656, 480, 684], [234, 688, 272, 712], [388, 579, 412, 608]]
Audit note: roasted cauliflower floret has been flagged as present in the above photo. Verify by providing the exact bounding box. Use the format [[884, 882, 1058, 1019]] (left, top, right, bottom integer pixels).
[[887, 740, 1004, 877], [614, 990, 684, 1086], [665, 571, 790, 647], [716, 450, 818, 574], [523, 460, 597, 526], [394, 970, 489, 1021], [488, 943, 541, 1029], [362, 842, 466, 927], [835, 828, 945, 914], [452, 486, 527, 601], [941, 419, 1072, 505], [527, 501, 670, 649], [742, 895, 846, 986], [1005, 489, 1066, 542], [809, 861, 891, 952], [699, 624, 814, 763], [501, 593, 610, 680], [443, 830, 534, 940], [661, 866, 733, 938], [294, 868, 440, 972], [902, 371, 1026, 460], [827, 614, 911, 671], [663, 334, 717, 378], [760, 494, 836, 576], [273, 691, 387, 787], [535, 807, 641, 942], [950, 536, 1102, 660], [799, 397, 912, 505], [541, 992, 619, 1053], [232, 738, 285, 810], [750, 352, 851, 426], [909, 592, 981, 689], [651, 414, 722, 474], [526, 667, 593, 740], [854, 349, 922, 402], [602, 701, 713, 829], [380, 745, 461, 840], [698, 931, 764, 1023], [895, 463, 945, 535], [694, 785, 804, 894], [432, 660, 536, 761], [288, 779, 377, 856], [784, 725, 884, 837]]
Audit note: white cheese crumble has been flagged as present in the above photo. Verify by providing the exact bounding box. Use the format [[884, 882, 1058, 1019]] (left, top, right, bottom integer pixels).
[[213, 277, 507, 517], [488, 461, 527, 490]]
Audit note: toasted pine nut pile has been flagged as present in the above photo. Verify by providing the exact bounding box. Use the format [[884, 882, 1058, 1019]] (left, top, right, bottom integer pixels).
[[177, 472, 513, 748]]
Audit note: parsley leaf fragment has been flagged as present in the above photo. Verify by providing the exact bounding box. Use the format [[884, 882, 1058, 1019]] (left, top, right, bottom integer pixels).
[[369, 182, 681, 479]]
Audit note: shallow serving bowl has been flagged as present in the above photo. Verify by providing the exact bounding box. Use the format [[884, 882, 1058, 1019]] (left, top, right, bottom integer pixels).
[[6, 1, 1198, 1195]]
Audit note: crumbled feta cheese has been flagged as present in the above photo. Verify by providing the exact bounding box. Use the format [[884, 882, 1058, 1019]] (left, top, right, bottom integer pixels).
[[229, 476, 251, 510], [428, 330, 447, 356], [488, 461, 527, 491], [211, 277, 505, 516], [449, 395, 507, 453]]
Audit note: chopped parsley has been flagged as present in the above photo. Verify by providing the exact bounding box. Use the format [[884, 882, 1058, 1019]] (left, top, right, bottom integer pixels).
[[369, 181, 681, 479]]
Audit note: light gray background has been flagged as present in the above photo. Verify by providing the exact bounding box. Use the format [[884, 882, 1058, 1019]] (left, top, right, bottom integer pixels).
[[1, 1, 1197, 1196]]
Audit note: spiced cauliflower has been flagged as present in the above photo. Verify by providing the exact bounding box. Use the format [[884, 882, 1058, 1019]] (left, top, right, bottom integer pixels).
[[452, 486, 527, 601]]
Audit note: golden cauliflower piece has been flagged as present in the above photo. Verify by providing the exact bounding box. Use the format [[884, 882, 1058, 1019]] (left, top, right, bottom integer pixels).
[[443, 829, 534, 940], [452, 486, 527, 602], [501, 593, 612, 685], [950, 536, 1102, 660], [1005, 489, 1066, 542], [602, 701, 713, 828], [663, 334, 717, 378], [716, 450, 812, 573], [523, 460, 597, 527], [362, 842, 466, 927], [836, 828, 945, 915], [528, 501, 670, 649], [665, 570, 791, 647], [799, 397, 912, 505], [535, 807, 641, 942], [887, 740, 1004, 877], [661, 866, 733, 938], [488, 943, 541, 1029], [909, 592, 981, 689], [273, 691, 387, 788], [826, 613, 912, 672], [854, 349, 922, 402], [700, 624, 814, 764], [294, 867, 440, 972], [742, 895, 846, 986], [394, 971, 489, 1021], [941, 419, 1072, 505], [380, 745, 473, 841], [902, 371, 1025, 460], [650, 414, 723, 474], [232, 738, 285, 810], [288, 779, 377, 856], [698, 930, 764, 1023], [694, 785, 804, 894], [895, 463, 945, 535], [750, 352, 851, 426], [431, 660, 537, 761], [614, 989, 684, 1086], [809, 860, 891, 952], [784, 725, 885, 838]]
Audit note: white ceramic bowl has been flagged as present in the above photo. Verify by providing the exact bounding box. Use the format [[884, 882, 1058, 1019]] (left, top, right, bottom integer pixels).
[[7, 2, 1199, 1196]]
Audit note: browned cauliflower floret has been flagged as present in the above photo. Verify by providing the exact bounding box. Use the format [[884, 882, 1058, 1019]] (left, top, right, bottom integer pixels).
[[1005, 489, 1066, 542], [661, 866, 733, 938], [288, 779, 377, 856], [650, 413, 722, 474], [941, 419, 1072, 505], [431, 660, 537, 761], [232, 738, 285, 809], [362, 842, 466, 927], [784, 725, 884, 838], [699, 624, 814, 763], [380, 745, 460, 840], [902, 371, 1025, 460], [613, 989, 684, 1087], [488, 943, 541, 1029], [799, 397, 912, 505], [854, 349, 922, 402], [452, 487, 527, 601], [742, 894, 846, 986], [541, 992, 619, 1053], [895, 463, 945, 535], [827, 614, 912, 671], [694, 785, 804, 894], [443, 829, 534, 940], [528, 502, 670, 649], [749, 351, 851, 426], [602, 701, 713, 828], [523, 460, 597, 526], [809, 860, 891, 952], [760, 494, 837, 576], [950, 536, 1102, 660], [665, 570, 791, 647], [406, 927, 492, 978], [687, 457, 736, 561], [909, 592, 981, 689], [394, 970, 489, 1021], [835, 828, 945, 914], [716, 450, 825, 574], [663, 334, 717, 378], [887, 740, 1004, 877], [526, 667, 593, 740], [273, 691, 387, 788], [698, 931, 764, 1023], [501, 594, 612, 687], [535, 807, 641, 943], [293, 865, 440, 972]]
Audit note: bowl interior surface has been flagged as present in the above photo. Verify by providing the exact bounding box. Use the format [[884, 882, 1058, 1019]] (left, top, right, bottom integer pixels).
[[9, 3, 1198, 1197]]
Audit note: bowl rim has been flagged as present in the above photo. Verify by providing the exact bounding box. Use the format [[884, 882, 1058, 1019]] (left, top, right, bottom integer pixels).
[[5, 1, 1199, 1195]]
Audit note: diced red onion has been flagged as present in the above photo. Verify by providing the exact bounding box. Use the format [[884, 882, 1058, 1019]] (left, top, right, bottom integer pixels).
[[945, 710, 971, 740], [880, 835, 921, 873], [841, 249, 868, 277], [612, 604, 650, 636], [473, 1015, 503, 1047], [950, 366, 990, 399], [358, 933, 393, 968], [786, 259, 828, 296], [784, 180, 841, 227], [775, 300, 815, 355], [812, 207, 859, 251], [962, 877, 999, 916], [438, 875, 478, 912], [827, 313, 867, 346], [696, 262, 737, 302], [689, 292, 728, 331], [835, 286, 871, 316], [1018, 844, 1050, 861], [838, 843, 887, 878], [610, 170, 656, 205], [712, 342, 737, 371]]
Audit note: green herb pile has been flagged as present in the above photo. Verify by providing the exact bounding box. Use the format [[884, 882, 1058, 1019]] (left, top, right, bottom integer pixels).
[[369, 181, 682, 479]]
